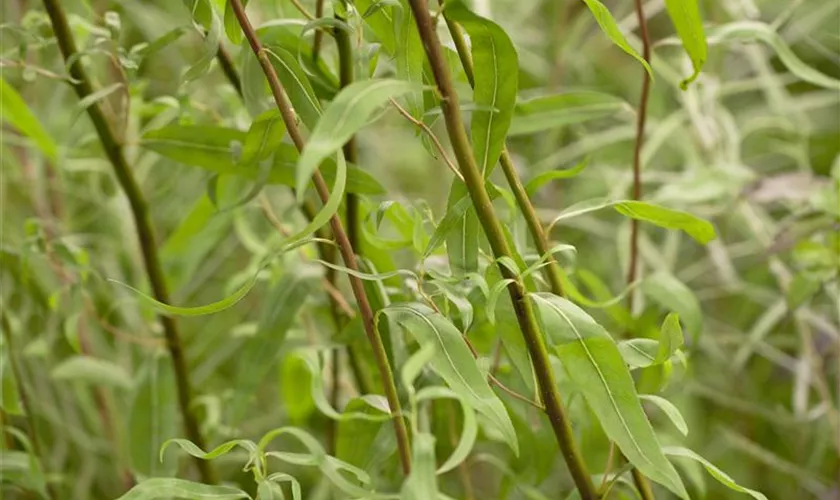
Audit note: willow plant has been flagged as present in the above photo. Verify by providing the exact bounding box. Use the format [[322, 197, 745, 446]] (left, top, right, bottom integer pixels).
[[3, 0, 836, 498]]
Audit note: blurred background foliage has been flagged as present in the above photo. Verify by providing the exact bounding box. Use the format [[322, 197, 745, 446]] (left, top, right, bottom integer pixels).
[[0, 0, 838, 498]]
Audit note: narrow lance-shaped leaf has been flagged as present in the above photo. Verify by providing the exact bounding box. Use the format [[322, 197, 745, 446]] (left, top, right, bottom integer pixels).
[[223, 0, 247, 45], [445, 0, 519, 175], [663, 447, 768, 500], [51, 356, 133, 389], [295, 78, 424, 199], [116, 478, 250, 500], [181, 0, 222, 84], [530, 293, 688, 498], [445, 181, 480, 275], [128, 353, 178, 478], [639, 394, 688, 436], [381, 303, 519, 455], [415, 386, 479, 475], [664, 0, 707, 89], [141, 125, 384, 195], [548, 198, 717, 244], [656, 312, 684, 363], [0, 77, 58, 162], [581, 0, 653, 77]]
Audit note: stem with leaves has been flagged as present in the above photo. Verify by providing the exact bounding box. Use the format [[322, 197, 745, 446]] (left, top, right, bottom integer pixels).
[[41, 0, 217, 484], [228, 0, 412, 475], [439, 9, 565, 297], [0, 310, 57, 500], [407, 1, 596, 497]]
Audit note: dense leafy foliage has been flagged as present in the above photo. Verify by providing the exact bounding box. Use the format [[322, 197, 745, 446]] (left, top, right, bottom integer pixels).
[[1, 0, 837, 499]]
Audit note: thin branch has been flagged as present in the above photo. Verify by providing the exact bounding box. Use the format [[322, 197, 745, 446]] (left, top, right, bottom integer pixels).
[[216, 44, 243, 97], [389, 98, 464, 182], [624, 1, 656, 498], [627, 0, 653, 313], [41, 0, 217, 484], [407, 2, 596, 497], [228, 0, 411, 475]]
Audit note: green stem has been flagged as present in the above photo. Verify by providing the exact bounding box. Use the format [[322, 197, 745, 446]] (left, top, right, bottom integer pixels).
[[407, 2, 595, 498], [41, 0, 217, 484], [0, 310, 58, 500], [216, 43, 243, 97], [229, 0, 411, 475], [440, 9, 564, 297]]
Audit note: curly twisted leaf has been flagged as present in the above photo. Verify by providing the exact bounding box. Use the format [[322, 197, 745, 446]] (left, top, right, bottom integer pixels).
[[400, 433, 438, 500], [445, 0, 518, 175], [381, 303, 518, 455], [530, 293, 687, 498]]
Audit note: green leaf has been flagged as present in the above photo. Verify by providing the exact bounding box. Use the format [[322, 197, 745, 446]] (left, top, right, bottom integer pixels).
[[525, 158, 589, 195], [444, 181, 480, 275], [116, 478, 250, 500], [0, 350, 22, 415], [400, 433, 438, 500], [264, 46, 323, 130], [51, 356, 133, 389], [530, 293, 687, 498], [639, 394, 688, 436], [223, 0, 247, 45], [613, 201, 716, 244], [642, 272, 702, 340], [581, 0, 653, 77], [708, 22, 840, 91], [663, 447, 768, 500], [0, 77, 58, 162], [381, 303, 519, 455], [281, 352, 315, 423], [336, 398, 395, 470], [232, 269, 319, 421], [395, 6, 425, 118], [416, 386, 478, 475], [786, 273, 821, 310], [241, 109, 286, 166], [141, 125, 384, 195], [656, 313, 684, 364], [355, 0, 399, 54], [549, 199, 716, 244], [617, 338, 659, 369], [128, 353, 178, 477], [110, 238, 322, 317], [663, 0, 707, 88], [446, 0, 518, 175], [295, 78, 424, 199], [161, 437, 257, 462], [182, 0, 222, 84], [509, 92, 628, 136]]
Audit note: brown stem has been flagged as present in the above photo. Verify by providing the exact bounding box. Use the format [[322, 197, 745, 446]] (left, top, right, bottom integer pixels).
[[312, 0, 325, 61], [407, 1, 596, 497], [627, 0, 653, 313], [229, 0, 411, 475], [41, 0, 216, 484], [625, 1, 655, 498]]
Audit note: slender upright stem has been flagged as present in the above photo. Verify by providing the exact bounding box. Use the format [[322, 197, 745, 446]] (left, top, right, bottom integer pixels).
[[440, 9, 564, 297], [229, 0, 411, 475], [1, 310, 57, 500], [312, 0, 325, 61], [41, 0, 216, 484], [216, 44, 243, 97], [627, 0, 653, 312], [626, 1, 655, 498], [407, 2, 595, 497]]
